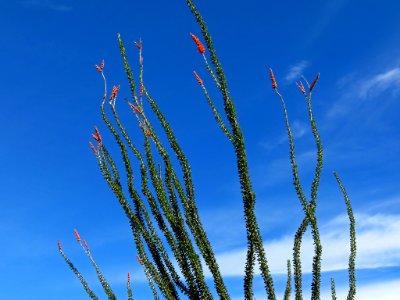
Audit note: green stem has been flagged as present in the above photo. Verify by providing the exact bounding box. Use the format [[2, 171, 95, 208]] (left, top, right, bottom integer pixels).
[[333, 172, 356, 300]]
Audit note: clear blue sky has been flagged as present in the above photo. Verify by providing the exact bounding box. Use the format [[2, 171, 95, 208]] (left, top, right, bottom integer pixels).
[[1, 0, 400, 299]]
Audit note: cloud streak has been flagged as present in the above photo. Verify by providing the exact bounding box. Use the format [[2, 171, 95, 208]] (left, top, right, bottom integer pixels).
[[210, 212, 400, 277], [358, 68, 400, 99], [329, 66, 400, 118], [244, 279, 400, 300], [285, 61, 309, 82]]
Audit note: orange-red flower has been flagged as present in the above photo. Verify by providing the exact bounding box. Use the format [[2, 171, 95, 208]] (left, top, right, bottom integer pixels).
[[127, 101, 143, 114], [269, 68, 278, 89], [296, 81, 306, 95], [95, 59, 105, 73], [83, 240, 90, 252], [74, 229, 81, 242], [193, 71, 203, 86], [136, 255, 144, 265], [309, 72, 320, 92], [89, 142, 97, 154], [190, 33, 205, 54], [92, 127, 102, 143], [109, 85, 121, 100]]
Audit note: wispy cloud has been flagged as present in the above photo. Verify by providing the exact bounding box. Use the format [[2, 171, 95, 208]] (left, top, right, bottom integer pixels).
[[285, 61, 309, 82], [358, 68, 400, 99], [22, 0, 72, 12], [245, 279, 400, 300], [209, 212, 400, 277], [328, 66, 400, 118]]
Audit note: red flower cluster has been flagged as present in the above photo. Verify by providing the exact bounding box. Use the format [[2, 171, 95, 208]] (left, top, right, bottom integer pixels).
[[127, 101, 143, 115], [95, 59, 105, 73], [74, 229, 81, 242], [90, 127, 102, 154], [309, 72, 320, 92], [109, 85, 121, 101], [269, 68, 277, 89], [193, 71, 203, 86], [92, 127, 102, 143], [296, 81, 306, 95], [190, 33, 205, 54], [136, 255, 144, 265], [83, 240, 90, 252]]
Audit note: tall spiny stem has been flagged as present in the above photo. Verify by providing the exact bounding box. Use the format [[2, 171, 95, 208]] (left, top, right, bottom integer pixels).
[[186, 1, 276, 299], [273, 87, 322, 300], [334, 172, 356, 300]]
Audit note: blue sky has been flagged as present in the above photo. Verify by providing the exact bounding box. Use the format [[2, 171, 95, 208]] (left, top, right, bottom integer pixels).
[[1, 0, 400, 299]]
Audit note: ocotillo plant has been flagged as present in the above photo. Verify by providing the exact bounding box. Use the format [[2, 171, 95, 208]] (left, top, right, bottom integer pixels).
[[59, 1, 357, 299]]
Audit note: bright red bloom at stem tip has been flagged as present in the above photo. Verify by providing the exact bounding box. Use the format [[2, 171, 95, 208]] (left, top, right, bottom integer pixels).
[[95, 59, 105, 72], [110, 85, 121, 100], [92, 127, 102, 143], [89, 142, 97, 154], [74, 229, 81, 242], [309, 72, 320, 92], [269, 68, 277, 89], [128, 102, 143, 115], [193, 71, 203, 86], [190, 33, 205, 54], [136, 255, 144, 265], [296, 81, 306, 95], [83, 240, 90, 252]]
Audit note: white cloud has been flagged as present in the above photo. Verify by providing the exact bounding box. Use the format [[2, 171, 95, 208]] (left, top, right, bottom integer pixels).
[[358, 68, 400, 99], [244, 279, 400, 300], [285, 61, 309, 82], [329, 67, 400, 118], [209, 213, 400, 277]]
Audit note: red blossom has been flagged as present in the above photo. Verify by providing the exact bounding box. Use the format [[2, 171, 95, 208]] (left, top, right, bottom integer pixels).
[[127, 272, 131, 284], [136, 255, 144, 265], [89, 142, 97, 154], [309, 72, 320, 92], [92, 127, 102, 143], [296, 81, 306, 95], [95, 59, 105, 73], [58, 241, 62, 251], [190, 33, 206, 54], [92, 134, 100, 142], [128, 102, 143, 114], [269, 68, 278, 89], [193, 71, 203, 86], [74, 229, 81, 242], [83, 240, 90, 252], [109, 85, 121, 100]]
